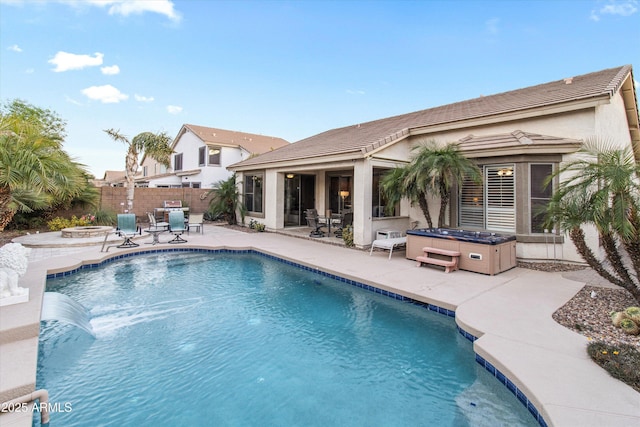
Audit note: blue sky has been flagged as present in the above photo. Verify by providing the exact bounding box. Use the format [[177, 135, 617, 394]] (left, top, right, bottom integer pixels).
[[1, 0, 639, 177]]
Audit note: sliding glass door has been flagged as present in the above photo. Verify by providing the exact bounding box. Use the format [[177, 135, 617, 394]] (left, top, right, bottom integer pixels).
[[284, 174, 316, 226]]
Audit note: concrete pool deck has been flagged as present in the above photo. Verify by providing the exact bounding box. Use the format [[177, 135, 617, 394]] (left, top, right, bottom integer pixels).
[[1, 225, 639, 426]]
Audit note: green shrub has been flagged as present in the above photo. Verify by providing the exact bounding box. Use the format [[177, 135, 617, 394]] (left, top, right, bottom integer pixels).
[[47, 214, 95, 231], [342, 225, 354, 247], [93, 209, 117, 226]]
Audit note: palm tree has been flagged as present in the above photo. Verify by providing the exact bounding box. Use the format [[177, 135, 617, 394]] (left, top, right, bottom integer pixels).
[[104, 129, 173, 212], [545, 139, 640, 303], [0, 114, 93, 231], [207, 174, 245, 225], [380, 164, 435, 228], [410, 141, 482, 228]]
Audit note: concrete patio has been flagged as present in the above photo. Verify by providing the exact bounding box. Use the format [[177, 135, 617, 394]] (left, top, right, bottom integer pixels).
[[1, 224, 638, 426]]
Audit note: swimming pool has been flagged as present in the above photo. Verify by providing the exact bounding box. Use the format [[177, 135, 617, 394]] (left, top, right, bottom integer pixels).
[[38, 251, 536, 426]]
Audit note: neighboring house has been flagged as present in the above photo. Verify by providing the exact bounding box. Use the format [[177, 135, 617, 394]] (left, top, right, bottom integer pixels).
[[229, 65, 639, 263], [91, 170, 126, 187], [137, 124, 289, 189]]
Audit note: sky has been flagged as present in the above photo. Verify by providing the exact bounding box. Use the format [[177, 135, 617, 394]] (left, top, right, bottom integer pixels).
[[1, 0, 639, 178]]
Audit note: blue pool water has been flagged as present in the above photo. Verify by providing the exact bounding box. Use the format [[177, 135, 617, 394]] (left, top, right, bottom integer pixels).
[[37, 252, 536, 426]]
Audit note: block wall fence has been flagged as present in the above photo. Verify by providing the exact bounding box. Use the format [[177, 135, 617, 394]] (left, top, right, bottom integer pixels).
[[59, 187, 214, 222]]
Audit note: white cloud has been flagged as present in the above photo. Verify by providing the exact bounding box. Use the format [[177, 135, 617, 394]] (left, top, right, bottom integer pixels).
[[81, 84, 128, 103], [166, 105, 183, 114], [49, 51, 104, 72], [86, 0, 182, 22], [101, 65, 120, 75], [25, 68, 34, 74], [346, 89, 365, 95], [8, 44, 22, 52], [135, 94, 154, 102], [591, 0, 638, 20], [485, 17, 500, 34]]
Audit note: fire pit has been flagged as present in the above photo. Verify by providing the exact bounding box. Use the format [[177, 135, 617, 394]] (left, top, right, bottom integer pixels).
[[61, 226, 113, 238]]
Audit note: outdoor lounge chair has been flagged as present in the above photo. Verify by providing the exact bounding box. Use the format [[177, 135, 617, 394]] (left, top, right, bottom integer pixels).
[[369, 231, 406, 260], [115, 214, 141, 248], [168, 211, 188, 243], [187, 213, 204, 234], [305, 209, 325, 238]]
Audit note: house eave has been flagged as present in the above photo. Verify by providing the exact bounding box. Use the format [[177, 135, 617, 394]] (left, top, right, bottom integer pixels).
[[229, 150, 363, 172], [409, 96, 610, 136], [462, 143, 583, 158]]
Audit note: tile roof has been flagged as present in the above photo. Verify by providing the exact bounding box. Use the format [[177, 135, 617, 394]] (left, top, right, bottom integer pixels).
[[231, 65, 633, 169], [181, 124, 289, 154]]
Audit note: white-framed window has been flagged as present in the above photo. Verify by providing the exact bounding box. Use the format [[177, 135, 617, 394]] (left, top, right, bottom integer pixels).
[[244, 174, 263, 213], [142, 166, 148, 177], [198, 147, 206, 167], [174, 153, 183, 171], [208, 147, 221, 166], [459, 163, 515, 232], [530, 163, 553, 233]]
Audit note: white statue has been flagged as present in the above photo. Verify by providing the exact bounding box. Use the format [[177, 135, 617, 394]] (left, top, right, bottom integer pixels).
[[0, 243, 31, 299]]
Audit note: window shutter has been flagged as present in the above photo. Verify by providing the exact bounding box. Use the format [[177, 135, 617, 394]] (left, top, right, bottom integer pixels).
[[459, 178, 484, 228], [485, 165, 515, 232]]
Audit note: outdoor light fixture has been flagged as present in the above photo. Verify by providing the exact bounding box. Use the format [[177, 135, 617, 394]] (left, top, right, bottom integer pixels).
[[286, 174, 294, 179], [497, 168, 513, 176], [339, 190, 349, 198]]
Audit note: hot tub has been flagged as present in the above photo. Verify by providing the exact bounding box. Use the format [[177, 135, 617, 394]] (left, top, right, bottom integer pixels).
[[406, 228, 516, 275]]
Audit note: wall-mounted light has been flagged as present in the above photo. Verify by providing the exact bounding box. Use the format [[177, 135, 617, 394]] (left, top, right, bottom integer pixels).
[[286, 173, 294, 179], [497, 168, 513, 176]]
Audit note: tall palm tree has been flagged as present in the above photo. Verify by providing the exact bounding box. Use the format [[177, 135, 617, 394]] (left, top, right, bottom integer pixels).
[[104, 129, 173, 212], [545, 139, 640, 302], [0, 115, 91, 230], [402, 141, 482, 228]]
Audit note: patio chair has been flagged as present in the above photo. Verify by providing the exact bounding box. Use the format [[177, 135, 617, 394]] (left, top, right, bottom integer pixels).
[[187, 213, 204, 234], [334, 211, 353, 237], [168, 211, 188, 243], [305, 210, 325, 238], [115, 214, 140, 248], [147, 212, 169, 231]]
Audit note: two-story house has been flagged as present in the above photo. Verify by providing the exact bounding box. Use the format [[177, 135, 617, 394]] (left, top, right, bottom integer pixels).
[[137, 124, 289, 188]]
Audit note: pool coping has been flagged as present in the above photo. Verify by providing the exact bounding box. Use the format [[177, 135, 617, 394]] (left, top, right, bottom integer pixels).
[[2, 230, 639, 426]]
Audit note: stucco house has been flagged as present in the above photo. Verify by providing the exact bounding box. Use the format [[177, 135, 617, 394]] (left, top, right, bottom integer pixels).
[[229, 65, 639, 263], [137, 124, 289, 189]]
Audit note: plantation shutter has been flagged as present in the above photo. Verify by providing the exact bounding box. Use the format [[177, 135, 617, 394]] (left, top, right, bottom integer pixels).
[[485, 164, 515, 232], [459, 177, 484, 229]]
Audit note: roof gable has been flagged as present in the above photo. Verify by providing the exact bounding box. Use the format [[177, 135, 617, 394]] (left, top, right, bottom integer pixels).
[[179, 124, 289, 154], [231, 65, 634, 169]]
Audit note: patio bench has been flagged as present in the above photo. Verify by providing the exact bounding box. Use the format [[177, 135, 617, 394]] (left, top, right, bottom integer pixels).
[[416, 247, 461, 273]]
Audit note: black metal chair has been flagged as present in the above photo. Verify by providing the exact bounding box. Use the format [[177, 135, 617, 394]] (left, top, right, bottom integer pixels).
[[334, 211, 353, 238], [305, 210, 325, 238]]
